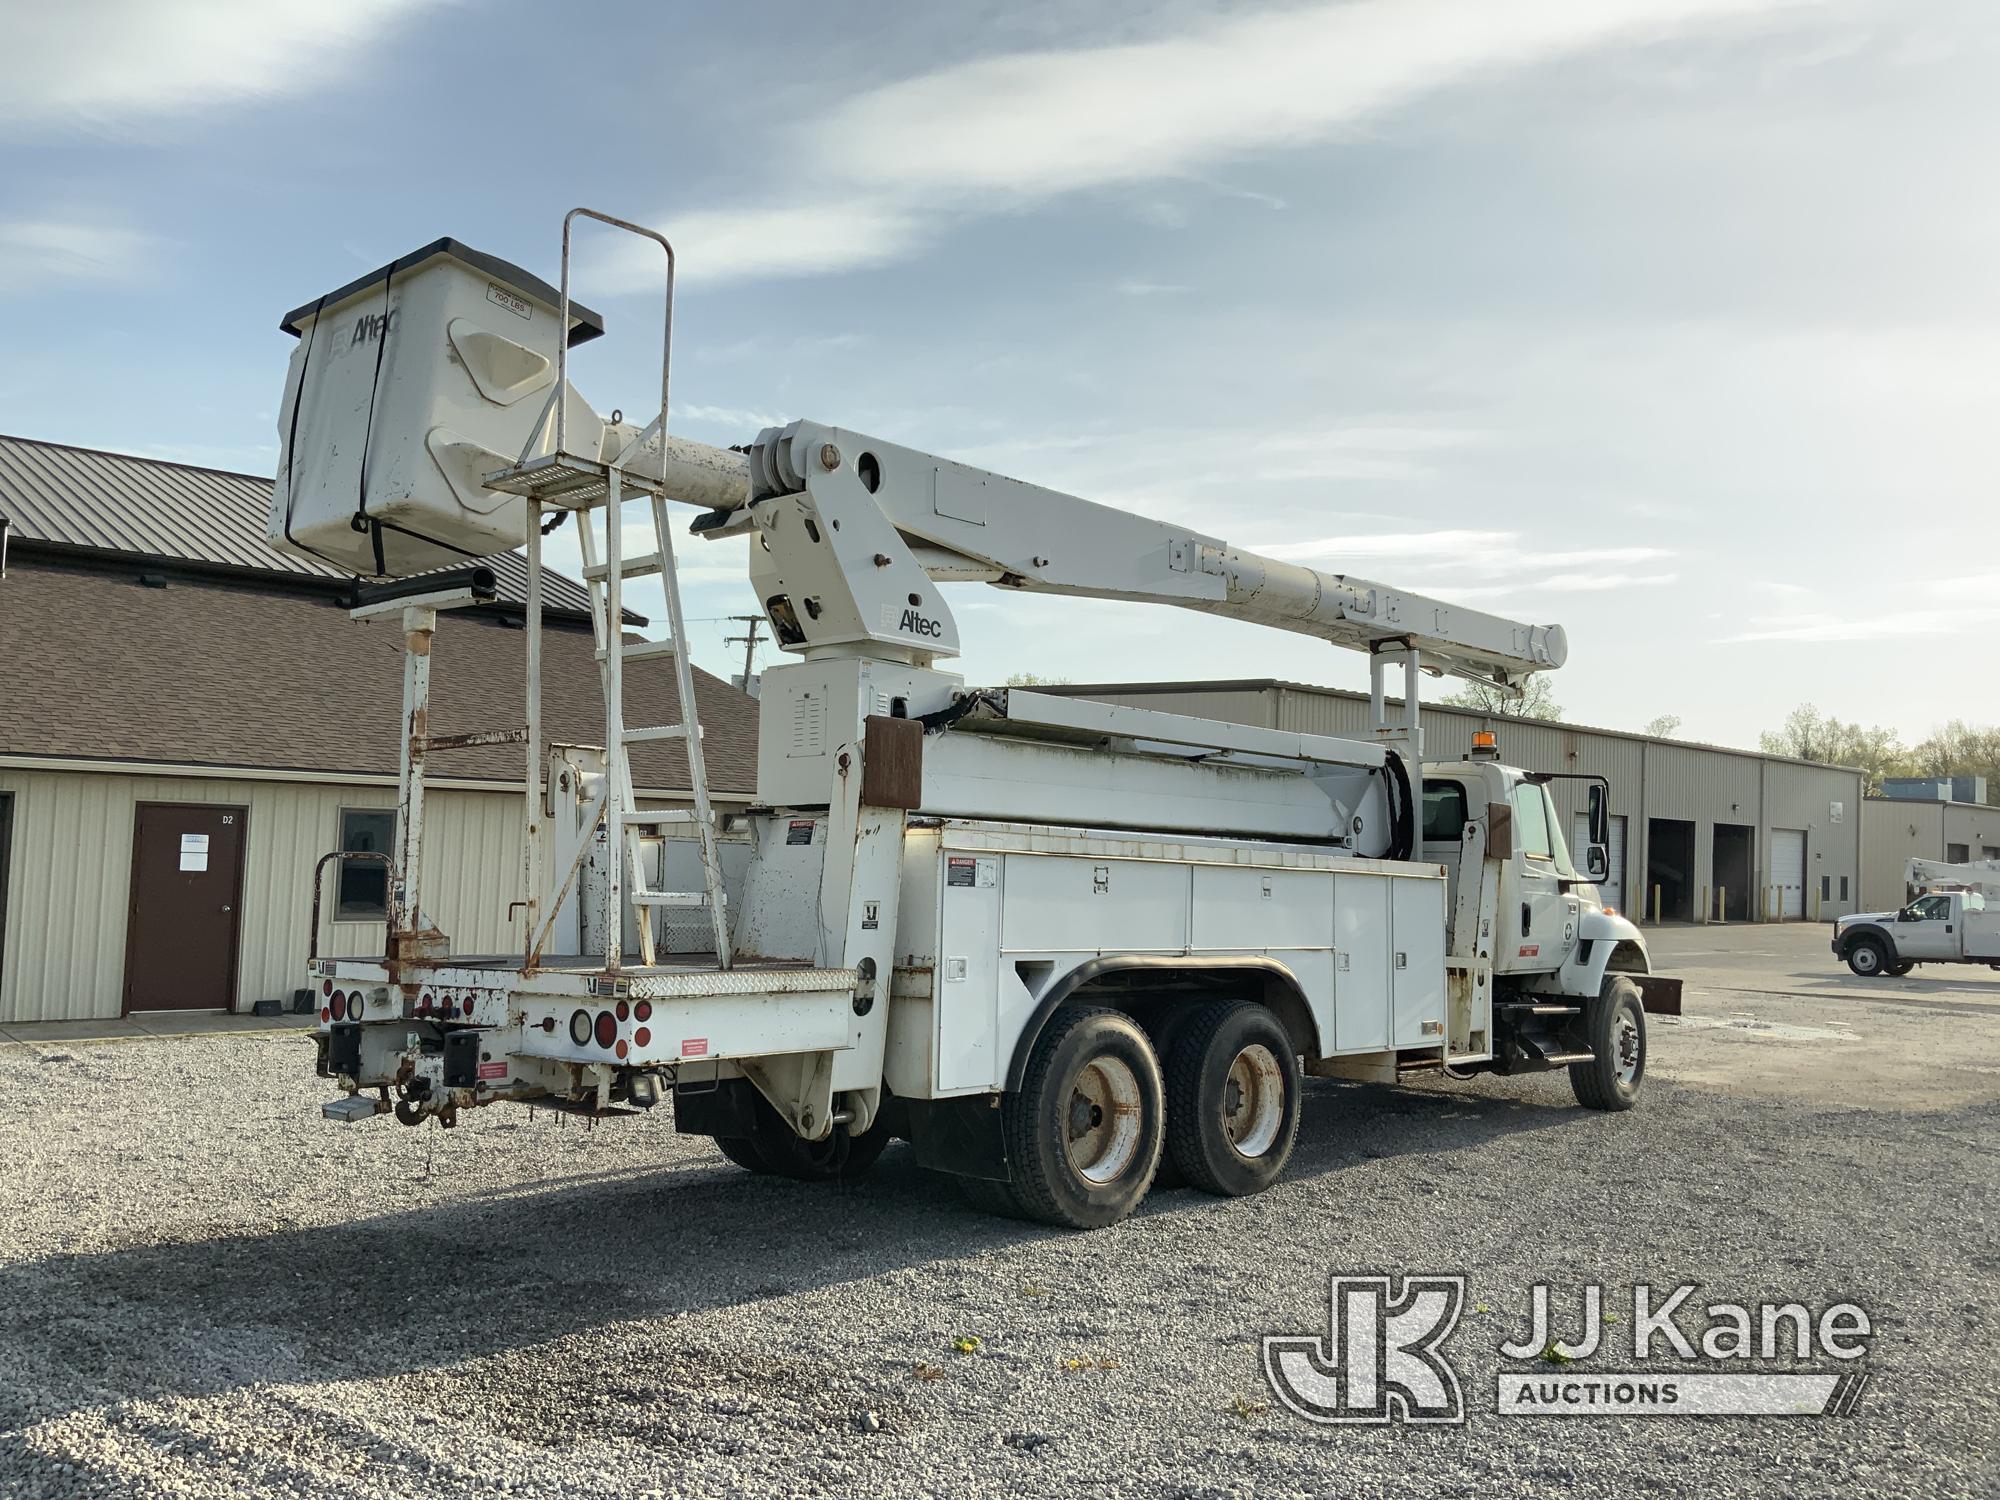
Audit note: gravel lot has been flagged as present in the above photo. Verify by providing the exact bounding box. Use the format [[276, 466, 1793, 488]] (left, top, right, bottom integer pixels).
[[2, 924, 1994, 1498]]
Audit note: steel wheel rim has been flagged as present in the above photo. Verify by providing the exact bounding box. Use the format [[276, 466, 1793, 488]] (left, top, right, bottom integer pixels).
[[1854, 947, 1879, 973], [1064, 1056, 1143, 1185], [1222, 1043, 1285, 1159], [1613, 1010, 1642, 1086]]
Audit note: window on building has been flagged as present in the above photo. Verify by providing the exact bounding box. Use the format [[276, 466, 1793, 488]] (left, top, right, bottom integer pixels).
[[1422, 782, 1467, 842], [1821, 875, 1831, 902], [1984, 846, 2000, 862], [1840, 875, 1849, 901], [1947, 843, 1970, 864], [1510, 782, 1553, 861], [337, 808, 396, 920]]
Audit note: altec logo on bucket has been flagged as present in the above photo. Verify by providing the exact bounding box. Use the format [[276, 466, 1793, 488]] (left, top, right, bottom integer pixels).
[[1264, 1275, 1873, 1424]]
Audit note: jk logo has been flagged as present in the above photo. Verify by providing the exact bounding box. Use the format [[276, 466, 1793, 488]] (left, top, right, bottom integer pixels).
[[1263, 1274, 1466, 1424]]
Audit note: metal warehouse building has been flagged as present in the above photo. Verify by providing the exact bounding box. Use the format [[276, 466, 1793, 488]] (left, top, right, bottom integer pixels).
[[0, 435, 757, 1027], [1058, 679, 1865, 924], [1860, 795, 2000, 912]]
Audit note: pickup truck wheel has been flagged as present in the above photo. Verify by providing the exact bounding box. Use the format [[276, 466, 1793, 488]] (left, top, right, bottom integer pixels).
[[1569, 976, 1645, 1112], [715, 1135, 775, 1174], [1845, 938, 1889, 977], [1005, 1006, 1164, 1229], [1165, 1000, 1301, 1197]]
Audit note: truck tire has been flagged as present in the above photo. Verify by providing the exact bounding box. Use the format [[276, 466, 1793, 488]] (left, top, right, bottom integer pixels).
[[1004, 1006, 1164, 1229], [756, 1120, 891, 1183], [1569, 975, 1645, 1112], [715, 1135, 775, 1174], [1164, 1000, 1301, 1197], [1845, 937, 1890, 977], [956, 1174, 1025, 1219], [1886, 962, 1914, 978]]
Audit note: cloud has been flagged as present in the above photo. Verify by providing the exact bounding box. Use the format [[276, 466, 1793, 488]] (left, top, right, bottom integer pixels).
[[0, 0, 445, 135], [605, 203, 925, 288], [643, 0, 1811, 282], [1114, 279, 1190, 297], [1714, 606, 2000, 643], [0, 220, 157, 293]]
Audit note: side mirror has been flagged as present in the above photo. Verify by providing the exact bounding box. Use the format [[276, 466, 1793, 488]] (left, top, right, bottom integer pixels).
[[1587, 781, 1609, 848], [1585, 842, 1610, 883]]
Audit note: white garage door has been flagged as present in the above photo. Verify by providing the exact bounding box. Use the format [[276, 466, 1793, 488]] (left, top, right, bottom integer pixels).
[[1572, 812, 1627, 911], [1771, 828, 1806, 920]]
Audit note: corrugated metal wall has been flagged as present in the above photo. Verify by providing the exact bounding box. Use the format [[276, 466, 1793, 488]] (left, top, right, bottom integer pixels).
[[0, 768, 526, 1023], [1072, 685, 1865, 921]]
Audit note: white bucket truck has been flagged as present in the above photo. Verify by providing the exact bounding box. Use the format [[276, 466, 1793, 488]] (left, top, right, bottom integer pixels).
[[271, 215, 1678, 1228]]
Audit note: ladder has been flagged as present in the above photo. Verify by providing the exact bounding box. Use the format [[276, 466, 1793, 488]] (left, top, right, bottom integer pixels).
[[488, 208, 732, 971]]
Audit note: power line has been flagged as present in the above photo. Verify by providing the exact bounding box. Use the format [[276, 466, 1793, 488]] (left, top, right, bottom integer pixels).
[[724, 613, 767, 688]]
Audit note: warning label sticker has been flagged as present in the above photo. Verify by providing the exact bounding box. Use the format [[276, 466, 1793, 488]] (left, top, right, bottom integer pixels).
[[946, 856, 977, 888], [683, 1037, 710, 1057], [476, 1060, 507, 1081], [786, 820, 817, 846]]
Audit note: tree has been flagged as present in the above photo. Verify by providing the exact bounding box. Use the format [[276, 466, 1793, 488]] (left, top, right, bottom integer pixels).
[[1905, 719, 2000, 802], [1004, 671, 1071, 687], [1758, 704, 1908, 793], [1643, 714, 1682, 739], [1442, 675, 1561, 721]]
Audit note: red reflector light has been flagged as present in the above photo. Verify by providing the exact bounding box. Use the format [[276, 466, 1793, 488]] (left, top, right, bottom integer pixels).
[[321, 978, 333, 997], [319, 1007, 331, 1023], [615, 999, 630, 1022], [594, 1010, 617, 1049], [633, 1027, 651, 1048], [634, 1000, 652, 1022], [615, 1039, 629, 1060], [329, 991, 347, 1022]]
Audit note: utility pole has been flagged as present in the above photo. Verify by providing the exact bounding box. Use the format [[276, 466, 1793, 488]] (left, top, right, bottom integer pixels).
[[725, 613, 766, 692]]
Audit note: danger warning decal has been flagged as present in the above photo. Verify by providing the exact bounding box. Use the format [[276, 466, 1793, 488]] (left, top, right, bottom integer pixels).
[[1517, 944, 1541, 959], [477, 1060, 508, 1081], [683, 1038, 710, 1058]]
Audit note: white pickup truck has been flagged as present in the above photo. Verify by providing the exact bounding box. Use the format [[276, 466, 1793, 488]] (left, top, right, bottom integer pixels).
[[1832, 889, 2000, 976]]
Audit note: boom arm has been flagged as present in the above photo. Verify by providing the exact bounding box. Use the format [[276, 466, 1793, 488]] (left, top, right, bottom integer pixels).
[[687, 420, 1565, 690]]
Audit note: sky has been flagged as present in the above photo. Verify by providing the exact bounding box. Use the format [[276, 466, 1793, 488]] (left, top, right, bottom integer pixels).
[[1, 0, 1993, 751]]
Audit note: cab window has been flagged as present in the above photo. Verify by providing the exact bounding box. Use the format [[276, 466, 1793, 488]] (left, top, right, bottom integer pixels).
[[1510, 782, 1553, 861], [1908, 895, 1951, 920], [1422, 782, 1467, 842]]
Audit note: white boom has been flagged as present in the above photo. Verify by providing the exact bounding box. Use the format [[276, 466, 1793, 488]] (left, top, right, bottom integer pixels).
[[667, 422, 1564, 692]]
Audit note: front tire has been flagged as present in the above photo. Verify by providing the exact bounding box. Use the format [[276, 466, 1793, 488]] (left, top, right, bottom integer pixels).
[[1164, 1000, 1301, 1197], [1846, 938, 1889, 977], [1570, 975, 1645, 1112], [1004, 1007, 1164, 1229]]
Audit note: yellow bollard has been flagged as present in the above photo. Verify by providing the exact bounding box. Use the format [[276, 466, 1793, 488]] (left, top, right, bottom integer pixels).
[[1700, 884, 1709, 925], [1652, 884, 1663, 925], [1717, 886, 1727, 924]]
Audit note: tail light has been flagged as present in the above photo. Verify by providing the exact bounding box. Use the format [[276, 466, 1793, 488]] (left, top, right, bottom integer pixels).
[[633, 1027, 651, 1048], [594, 1010, 617, 1049], [329, 991, 347, 1022], [615, 999, 630, 1022], [634, 1000, 652, 1022]]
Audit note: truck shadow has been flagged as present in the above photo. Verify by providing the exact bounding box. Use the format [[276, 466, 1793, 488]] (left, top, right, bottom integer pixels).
[[0, 1076, 1574, 1428]]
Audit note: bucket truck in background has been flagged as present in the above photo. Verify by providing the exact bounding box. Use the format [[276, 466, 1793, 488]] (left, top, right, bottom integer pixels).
[[268, 214, 1678, 1229]]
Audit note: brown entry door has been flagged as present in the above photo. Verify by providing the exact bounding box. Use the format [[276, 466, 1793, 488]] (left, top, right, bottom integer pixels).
[[125, 803, 247, 1013]]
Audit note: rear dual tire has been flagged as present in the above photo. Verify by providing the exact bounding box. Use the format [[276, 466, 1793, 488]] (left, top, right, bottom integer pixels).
[[1163, 1000, 1302, 1198]]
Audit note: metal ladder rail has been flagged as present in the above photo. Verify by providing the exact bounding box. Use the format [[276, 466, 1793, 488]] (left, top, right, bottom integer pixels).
[[554, 209, 732, 971]]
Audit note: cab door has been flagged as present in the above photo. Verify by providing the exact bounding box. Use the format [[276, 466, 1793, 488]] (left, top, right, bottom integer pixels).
[[1496, 780, 1572, 973], [1894, 894, 1959, 959]]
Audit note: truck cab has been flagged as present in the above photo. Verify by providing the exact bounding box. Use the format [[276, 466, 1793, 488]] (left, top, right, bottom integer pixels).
[[1834, 889, 2000, 975]]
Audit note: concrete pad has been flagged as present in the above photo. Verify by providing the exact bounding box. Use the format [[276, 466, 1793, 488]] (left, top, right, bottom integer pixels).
[[0, 1017, 151, 1045]]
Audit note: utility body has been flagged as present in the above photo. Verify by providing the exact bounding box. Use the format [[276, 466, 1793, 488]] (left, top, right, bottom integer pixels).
[[274, 221, 1677, 1227]]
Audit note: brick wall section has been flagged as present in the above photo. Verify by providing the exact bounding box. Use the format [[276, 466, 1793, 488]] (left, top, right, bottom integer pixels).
[[0, 557, 759, 793]]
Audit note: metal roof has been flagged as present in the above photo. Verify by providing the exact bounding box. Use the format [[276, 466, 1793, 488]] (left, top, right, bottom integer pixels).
[[0, 433, 605, 618]]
